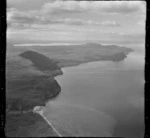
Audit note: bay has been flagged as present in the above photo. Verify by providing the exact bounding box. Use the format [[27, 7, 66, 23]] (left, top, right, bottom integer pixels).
[[43, 44, 145, 137]]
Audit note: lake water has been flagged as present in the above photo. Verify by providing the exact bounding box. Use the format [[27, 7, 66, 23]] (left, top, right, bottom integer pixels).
[[43, 44, 145, 137]]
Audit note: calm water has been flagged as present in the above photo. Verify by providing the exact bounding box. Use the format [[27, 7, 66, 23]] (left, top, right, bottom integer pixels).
[[43, 44, 145, 137]]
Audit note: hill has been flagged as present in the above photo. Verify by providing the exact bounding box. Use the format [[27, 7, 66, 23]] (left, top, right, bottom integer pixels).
[[6, 51, 62, 137], [19, 50, 60, 71]]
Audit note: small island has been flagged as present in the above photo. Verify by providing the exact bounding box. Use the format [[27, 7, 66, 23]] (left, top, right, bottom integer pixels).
[[6, 43, 133, 137]]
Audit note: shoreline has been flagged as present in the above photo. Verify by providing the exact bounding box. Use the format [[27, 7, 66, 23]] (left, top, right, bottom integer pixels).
[[6, 48, 134, 137], [33, 106, 62, 137], [32, 52, 134, 137]]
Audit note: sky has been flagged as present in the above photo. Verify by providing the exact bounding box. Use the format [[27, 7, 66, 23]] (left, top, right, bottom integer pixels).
[[7, 0, 146, 43]]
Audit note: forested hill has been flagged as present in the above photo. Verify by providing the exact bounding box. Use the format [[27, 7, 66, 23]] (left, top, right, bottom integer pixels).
[[19, 50, 60, 71]]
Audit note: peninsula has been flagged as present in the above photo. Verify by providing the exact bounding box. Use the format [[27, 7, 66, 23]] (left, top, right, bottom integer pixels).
[[6, 43, 133, 137]]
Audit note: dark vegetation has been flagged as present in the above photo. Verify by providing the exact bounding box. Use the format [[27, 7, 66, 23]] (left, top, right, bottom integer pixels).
[[6, 112, 58, 137], [6, 51, 62, 137], [20, 50, 60, 71], [100, 52, 127, 61], [6, 76, 61, 111]]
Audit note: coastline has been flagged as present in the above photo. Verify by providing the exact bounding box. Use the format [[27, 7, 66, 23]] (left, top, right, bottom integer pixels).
[[42, 50, 144, 137], [33, 106, 62, 137], [31, 58, 122, 137], [27, 51, 133, 136], [6, 51, 63, 137], [6, 48, 133, 137]]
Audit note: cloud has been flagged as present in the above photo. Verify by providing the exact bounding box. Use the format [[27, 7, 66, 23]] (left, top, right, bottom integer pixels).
[[7, 0, 145, 42], [7, 8, 121, 29], [100, 21, 120, 27], [7, 0, 145, 29], [7, 0, 26, 4], [93, 1, 146, 14], [41, 0, 146, 15], [7, 8, 40, 27], [47, 18, 121, 27], [41, 0, 83, 14], [43, 18, 86, 25]]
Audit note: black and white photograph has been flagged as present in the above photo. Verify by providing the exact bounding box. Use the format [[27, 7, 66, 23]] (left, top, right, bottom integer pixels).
[[6, 0, 146, 137]]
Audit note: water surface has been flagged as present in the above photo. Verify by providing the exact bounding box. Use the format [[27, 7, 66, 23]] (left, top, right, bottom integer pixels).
[[43, 44, 145, 137]]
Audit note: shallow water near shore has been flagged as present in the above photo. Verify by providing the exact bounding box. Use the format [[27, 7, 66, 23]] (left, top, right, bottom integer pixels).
[[43, 44, 145, 137]]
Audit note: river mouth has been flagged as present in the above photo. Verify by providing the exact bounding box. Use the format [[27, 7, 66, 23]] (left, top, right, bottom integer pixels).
[[43, 50, 144, 137]]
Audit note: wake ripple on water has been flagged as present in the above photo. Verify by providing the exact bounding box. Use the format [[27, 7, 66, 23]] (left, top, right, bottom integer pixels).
[[43, 101, 117, 137]]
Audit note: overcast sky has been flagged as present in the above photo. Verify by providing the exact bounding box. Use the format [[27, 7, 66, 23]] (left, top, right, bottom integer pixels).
[[7, 0, 146, 42]]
